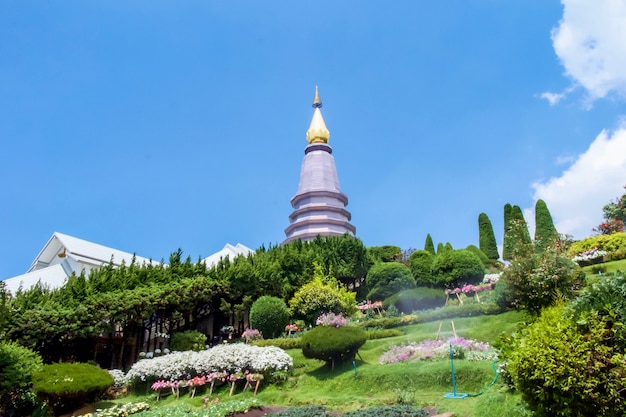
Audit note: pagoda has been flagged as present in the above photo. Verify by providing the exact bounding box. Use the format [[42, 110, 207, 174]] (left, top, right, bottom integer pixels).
[[283, 87, 356, 244]]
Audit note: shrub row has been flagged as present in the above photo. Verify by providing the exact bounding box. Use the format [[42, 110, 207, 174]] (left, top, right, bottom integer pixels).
[[567, 232, 626, 258]]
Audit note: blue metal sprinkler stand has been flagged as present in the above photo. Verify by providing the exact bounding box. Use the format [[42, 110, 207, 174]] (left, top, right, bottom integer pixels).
[[353, 360, 358, 377], [443, 343, 467, 399]]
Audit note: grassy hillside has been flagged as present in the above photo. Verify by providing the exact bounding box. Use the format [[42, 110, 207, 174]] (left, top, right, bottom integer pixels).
[[113, 311, 531, 417]]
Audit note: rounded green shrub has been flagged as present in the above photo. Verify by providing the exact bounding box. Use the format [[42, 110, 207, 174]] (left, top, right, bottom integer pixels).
[[170, 329, 207, 351], [567, 232, 626, 258], [366, 262, 416, 301], [431, 249, 484, 288], [0, 341, 43, 416], [32, 362, 113, 414], [508, 306, 626, 417], [301, 326, 367, 367], [250, 296, 290, 339], [408, 250, 435, 286]]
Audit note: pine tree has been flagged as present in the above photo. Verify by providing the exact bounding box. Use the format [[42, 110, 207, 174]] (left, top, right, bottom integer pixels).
[[478, 212, 500, 260], [503, 203, 513, 261], [424, 234, 435, 255], [534, 199, 558, 252]]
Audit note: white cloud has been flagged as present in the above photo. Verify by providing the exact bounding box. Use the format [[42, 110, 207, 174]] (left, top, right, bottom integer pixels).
[[540, 91, 567, 106], [552, 0, 626, 101], [527, 126, 626, 240]]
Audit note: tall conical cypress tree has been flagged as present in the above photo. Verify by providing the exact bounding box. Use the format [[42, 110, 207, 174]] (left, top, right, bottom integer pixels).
[[424, 234, 435, 255], [503, 203, 513, 261], [511, 205, 532, 248], [534, 199, 558, 252], [478, 212, 500, 260], [436, 242, 445, 254]]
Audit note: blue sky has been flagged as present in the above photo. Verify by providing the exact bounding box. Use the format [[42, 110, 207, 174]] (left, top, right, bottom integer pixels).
[[2, 1, 626, 279]]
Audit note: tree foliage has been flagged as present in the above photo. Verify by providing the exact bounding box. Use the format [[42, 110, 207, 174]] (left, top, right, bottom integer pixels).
[[366, 262, 416, 301], [498, 220, 584, 315], [0, 341, 43, 415], [478, 212, 499, 260], [502, 203, 513, 261], [602, 185, 626, 223], [366, 246, 402, 264], [408, 250, 435, 286], [249, 296, 290, 339], [508, 306, 626, 417], [534, 199, 558, 253], [431, 249, 484, 288], [4, 235, 367, 367], [289, 263, 356, 325], [424, 234, 435, 255]]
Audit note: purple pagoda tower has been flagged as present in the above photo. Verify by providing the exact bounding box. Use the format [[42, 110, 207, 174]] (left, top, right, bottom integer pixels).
[[283, 87, 356, 244]]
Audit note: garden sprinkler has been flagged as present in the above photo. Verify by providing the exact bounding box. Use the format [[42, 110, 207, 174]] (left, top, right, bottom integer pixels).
[[352, 360, 358, 377], [443, 344, 468, 399]]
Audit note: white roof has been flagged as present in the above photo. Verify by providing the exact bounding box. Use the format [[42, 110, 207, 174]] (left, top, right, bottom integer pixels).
[[3, 264, 68, 295], [203, 243, 254, 268], [3, 232, 159, 295], [2, 233, 254, 295]]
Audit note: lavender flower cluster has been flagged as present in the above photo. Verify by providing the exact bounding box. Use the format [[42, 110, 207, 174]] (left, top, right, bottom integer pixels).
[[379, 337, 494, 364], [316, 312, 349, 327]]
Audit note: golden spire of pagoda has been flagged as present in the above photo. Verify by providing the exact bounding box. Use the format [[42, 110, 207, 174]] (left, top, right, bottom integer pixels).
[[306, 86, 330, 144]]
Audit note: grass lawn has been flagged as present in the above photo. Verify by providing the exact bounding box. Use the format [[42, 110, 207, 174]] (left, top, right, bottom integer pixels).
[[107, 310, 531, 417], [582, 258, 626, 275]]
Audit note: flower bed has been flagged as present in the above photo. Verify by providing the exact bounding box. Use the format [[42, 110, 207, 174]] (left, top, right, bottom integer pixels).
[[126, 343, 292, 384], [379, 337, 495, 364]]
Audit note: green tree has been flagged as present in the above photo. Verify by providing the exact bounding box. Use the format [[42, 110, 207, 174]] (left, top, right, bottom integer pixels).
[[424, 234, 435, 255], [498, 220, 583, 315], [534, 199, 558, 253], [289, 263, 356, 325], [510, 205, 532, 249], [366, 262, 416, 301], [602, 185, 626, 223], [249, 296, 290, 339], [431, 249, 484, 288], [502, 203, 514, 261], [366, 246, 402, 263], [478, 212, 499, 260], [465, 244, 492, 268], [408, 250, 435, 286]]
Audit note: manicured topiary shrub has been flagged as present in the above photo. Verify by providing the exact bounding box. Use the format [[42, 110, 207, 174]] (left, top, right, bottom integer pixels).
[[250, 296, 291, 339], [170, 329, 207, 352], [431, 249, 484, 288], [408, 250, 435, 286], [366, 262, 416, 301], [0, 341, 43, 416], [534, 199, 558, 253], [384, 287, 445, 314], [478, 212, 500, 260], [301, 326, 367, 368], [32, 362, 113, 414], [465, 244, 492, 268]]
